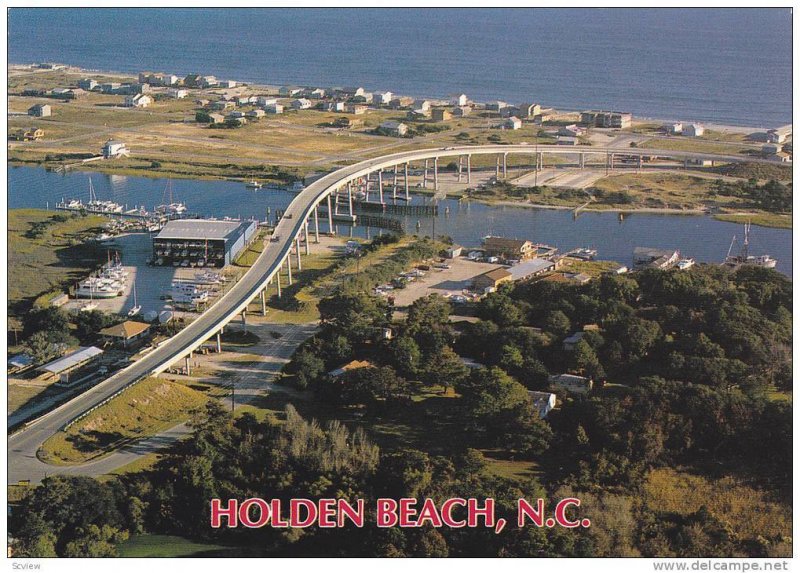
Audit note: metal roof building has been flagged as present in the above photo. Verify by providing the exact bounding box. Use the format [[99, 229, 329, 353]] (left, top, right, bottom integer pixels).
[[153, 219, 257, 268], [37, 347, 103, 375]]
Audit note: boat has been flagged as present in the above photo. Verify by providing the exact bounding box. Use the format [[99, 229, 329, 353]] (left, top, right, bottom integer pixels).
[[127, 282, 141, 317], [723, 223, 777, 269], [676, 258, 695, 271], [80, 302, 98, 312], [85, 178, 124, 213], [75, 278, 121, 299], [572, 248, 597, 261], [155, 180, 188, 216], [245, 180, 263, 189]]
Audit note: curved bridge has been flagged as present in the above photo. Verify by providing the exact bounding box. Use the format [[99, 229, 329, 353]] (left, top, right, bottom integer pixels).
[[8, 144, 778, 483]]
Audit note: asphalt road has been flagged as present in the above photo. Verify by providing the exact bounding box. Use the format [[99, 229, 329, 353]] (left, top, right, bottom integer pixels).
[[8, 144, 778, 484]]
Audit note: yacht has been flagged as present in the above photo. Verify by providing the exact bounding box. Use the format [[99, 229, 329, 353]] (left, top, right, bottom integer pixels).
[[127, 282, 141, 317], [676, 258, 695, 271], [724, 223, 777, 269], [245, 180, 263, 189]]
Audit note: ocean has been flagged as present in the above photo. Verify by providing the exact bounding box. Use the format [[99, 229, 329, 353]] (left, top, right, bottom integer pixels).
[[7, 8, 792, 127]]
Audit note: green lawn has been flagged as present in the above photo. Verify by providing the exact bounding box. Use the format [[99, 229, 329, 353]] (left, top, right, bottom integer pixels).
[[713, 212, 792, 230], [117, 534, 234, 558]]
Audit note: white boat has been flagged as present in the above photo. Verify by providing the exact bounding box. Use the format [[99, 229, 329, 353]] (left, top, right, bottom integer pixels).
[[245, 180, 263, 189], [80, 302, 98, 312], [724, 223, 778, 269], [572, 248, 597, 261], [676, 258, 695, 271], [128, 282, 141, 316], [75, 278, 121, 299], [155, 181, 188, 215]]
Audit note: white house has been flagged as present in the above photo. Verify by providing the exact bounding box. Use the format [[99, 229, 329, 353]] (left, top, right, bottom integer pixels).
[[683, 123, 705, 137], [168, 88, 188, 99], [326, 101, 347, 112], [124, 94, 152, 108], [528, 391, 557, 418], [219, 80, 237, 88], [257, 96, 278, 107], [486, 100, 508, 111], [501, 116, 522, 130], [279, 86, 302, 97], [379, 121, 408, 137], [549, 373, 593, 394], [102, 140, 129, 159], [558, 124, 586, 137], [451, 93, 468, 106], [453, 106, 472, 117], [664, 122, 682, 135], [246, 109, 266, 119], [373, 91, 393, 105], [413, 99, 431, 111], [306, 88, 326, 99], [291, 98, 312, 110], [265, 103, 284, 114]]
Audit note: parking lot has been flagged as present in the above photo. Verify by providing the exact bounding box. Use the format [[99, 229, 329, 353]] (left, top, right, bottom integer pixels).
[[388, 256, 502, 308]]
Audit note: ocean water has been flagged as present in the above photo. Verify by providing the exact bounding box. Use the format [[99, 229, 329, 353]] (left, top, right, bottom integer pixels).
[[8, 8, 792, 127]]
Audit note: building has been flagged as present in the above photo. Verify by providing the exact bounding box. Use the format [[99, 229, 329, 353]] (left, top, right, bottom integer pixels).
[[99, 320, 151, 348], [407, 108, 431, 120], [562, 332, 586, 351], [8, 354, 33, 372], [663, 122, 682, 135], [219, 80, 238, 89], [413, 99, 431, 111], [389, 96, 414, 109], [378, 121, 408, 137], [432, 108, 452, 122], [257, 96, 278, 107], [333, 117, 364, 130], [507, 258, 555, 280], [346, 104, 368, 115], [37, 346, 103, 383], [325, 101, 346, 112], [451, 94, 468, 106], [556, 136, 579, 146], [101, 82, 122, 94], [199, 76, 218, 88], [483, 236, 535, 260], [304, 88, 326, 99], [51, 87, 85, 99], [633, 247, 680, 269], [452, 105, 472, 118], [246, 109, 266, 119], [265, 103, 284, 114], [124, 94, 152, 108], [373, 91, 393, 105], [517, 103, 542, 119], [338, 86, 366, 99], [328, 359, 373, 378], [558, 124, 586, 137], [78, 78, 98, 91], [762, 143, 782, 155], [528, 391, 557, 418], [291, 98, 312, 110], [580, 110, 632, 129], [152, 219, 257, 268], [207, 112, 225, 124], [279, 86, 302, 97], [28, 104, 51, 117], [10, 127, 45, 141], [486, 100, 508, 112], [766, 128, 791, 143], [549, 373, 593, 394], [445, 245, 463, 258], [683, 123, 705, 137], [102, 140, 129, 159], [770, 152, 792, 163], [501, 116, 522, 130], [210, 100, 235, 111], [168, 88, 189, 99], [472, 268, 513, 292]]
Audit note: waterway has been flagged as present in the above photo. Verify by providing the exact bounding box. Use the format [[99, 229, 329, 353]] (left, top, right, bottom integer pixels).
[[8, 166, 792, 277]]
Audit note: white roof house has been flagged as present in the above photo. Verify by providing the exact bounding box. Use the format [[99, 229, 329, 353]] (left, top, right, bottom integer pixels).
[[38, 346, 103, 376], [379, 121, 408, 137], [683, 123, 705, 137], [257, 96, 278, 107], [413, 99, 431, 111], [549, 373, 593, 394], [373, 91, 393, 105], [502, 116, 522, 130], [291, 98, 312, 110], [124, 94, 152, 108], [265, 103, 284, 114], [528, 391, 557, 418], [451, 93, 468, 106], [168, 88, 188, 99], [102, 140, 129, 158]]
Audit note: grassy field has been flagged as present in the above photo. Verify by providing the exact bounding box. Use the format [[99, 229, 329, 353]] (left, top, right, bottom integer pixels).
[[557, 258, 622, 277], [117, 534, 234, 558], [638, 137, 753, 155], [8, 209, 109, 316], [39, 377, 210, 465], [8, 383, 51, 416], [713, 212, 792, 229]]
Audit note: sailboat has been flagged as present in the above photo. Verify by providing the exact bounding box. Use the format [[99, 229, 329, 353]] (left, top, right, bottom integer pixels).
[[723, 222, 777, 269], [127, 281, 141, 316], [156, 180, 187, 216]]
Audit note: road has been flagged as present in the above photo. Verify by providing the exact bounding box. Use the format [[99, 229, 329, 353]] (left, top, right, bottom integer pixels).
[[7, 143, 782, 484]]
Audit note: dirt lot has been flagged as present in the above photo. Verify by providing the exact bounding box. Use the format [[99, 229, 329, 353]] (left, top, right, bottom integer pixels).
[[390, 256, 501, 307]]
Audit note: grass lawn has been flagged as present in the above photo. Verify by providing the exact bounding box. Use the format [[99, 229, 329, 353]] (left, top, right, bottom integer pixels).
[[713, 212, 792, 230], [8, 383, 51, 416], [39, 377, 210, 465], [8, 209, 109, 316], [117, 534, 235, 558], [558, 258, 621, 277]]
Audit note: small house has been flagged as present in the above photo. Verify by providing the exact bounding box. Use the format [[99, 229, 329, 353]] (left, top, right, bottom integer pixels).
[[501, 116, 522, 130], [124, 94, 152, 108], [413, 99, 431, 111], [207, 112, 225, 124], [373, 91, 393, 105], [452, 106, 472, 118], [28, 104, 51, 117], [291, 98, 312, 110], [346, 104, 368, 115], [246, 109, 266, 119], [432, 108, 452, 122], [265, 103, 284, 114], [683, 123, 705, 137], [483, 236, 535, 259], [102, 140, 129, 159], [168, 88, 188, 99], [528, 391, 557, 418], [328, 359, 373, 378], [549, 373, 593, 394], [279, 86, 302, 97], [99, 320, 151, 348], [451, 93, 468, 106], [77, 78, 98, 91], [486, 101, 508, 112], [379, 121, 408, 137], [472, 268, 513, 292]]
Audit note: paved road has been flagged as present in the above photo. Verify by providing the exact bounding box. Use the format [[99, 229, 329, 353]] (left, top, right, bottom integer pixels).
[[7, 143, 782, 484]]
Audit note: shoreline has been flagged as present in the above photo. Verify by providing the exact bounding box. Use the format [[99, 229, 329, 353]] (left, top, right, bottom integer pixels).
[[9, 63, 789, 132]]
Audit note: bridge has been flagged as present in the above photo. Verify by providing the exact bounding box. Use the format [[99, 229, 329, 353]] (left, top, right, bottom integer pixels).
[[7, 144, 780, 484]]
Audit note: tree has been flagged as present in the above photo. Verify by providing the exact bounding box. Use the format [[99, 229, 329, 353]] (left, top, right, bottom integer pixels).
[[23, 307, 71, 341], [570, 340, 606, 380], [318, 292, 389, 342], [544, 310, 571, 337], [291, 348, 326, 390], [390, 335, 422, 378], [422, 345, 469, 394], [63, 525, 129, 557], [24, 331, 61, 364]]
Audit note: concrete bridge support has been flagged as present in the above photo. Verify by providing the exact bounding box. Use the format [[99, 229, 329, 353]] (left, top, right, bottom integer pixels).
[[502, 152, 508, 178], [433, 157, 439, 190], [287, 255, 293, 285], [241, 310, 247, 333], [404, 163, 410, 200], [295, 236, 302, 270], [216, 332, 222, 353], [303, 221, 310, 255], [378, 170, 384, 203], [423, 159, 429, 189], [392, 165, 398, 200], [327, 195, 334, 234], [347, 182, 354, 216], [277, 264, 282, 297], [313, 206, 320, 243], [495, 155, 500, 179], [579, 153, 585, 169], [260, 289, 267, 316], [185, 355, 191, 376]]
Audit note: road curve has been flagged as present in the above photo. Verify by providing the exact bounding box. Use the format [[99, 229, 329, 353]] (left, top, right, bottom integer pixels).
[[8, 144, 775, 484]]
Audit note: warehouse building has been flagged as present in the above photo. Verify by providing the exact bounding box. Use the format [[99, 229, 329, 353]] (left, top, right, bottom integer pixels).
[[152, 219, 257, 268]]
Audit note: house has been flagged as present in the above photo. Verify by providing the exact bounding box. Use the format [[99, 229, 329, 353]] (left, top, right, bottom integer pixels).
[[219, 80, 237, 89], [565, 272, 592, 284], [246, 109, 266, 119], [562, 332, 585, 351], [762, 143, 782, 155], [413, 99, 431, 111], [195, 98, 210, 107], [446, 245, 463, 258], [199, 76, 218, 88], [210, 100, 235, 111], [338, 86, 366, 99], [10, 127, 44, 141], [663, 122, 682, 135], [8, 354, 33, 372], [207, 112, 225, 124], [580, 110, 632, 129], [325, 101, 347, 112], [451, 93, 468, 106], [37, 346, 104, 383], [291, 98, 312, 110], [27, 104, 51, 117], [378, 121, 408, 137], [500, 106, 522, 118], [373, 91, 393, 105], [633, 247, 680, 269], [333, 117, 364, 130], [279, 86, 302, 97], [351, 93, 373, 104], [102, 140, 129, 158], [432, 108, 452, 122], [518, 103, 542, 118], [483, 236, 535, 259], [52, 87, 85, 99], [257, 96, 278, 107], [77, 78, 98, 91], [168, 88, 188, 99], [528, 391, 557, 418], [346, 104, 368, 115], [227, 110, 246, 119], [100, 82, 122, 94], [472, 268, 513, 292], [558, 124, 586, 137], [501, 116, 522, 130], [556, 136, 579, 146], [766, 128, 791, 143], [123, 83, 150, 95], [770, 152, 792, 163], [235, 96, 251, 106], [507, 258, 556, 280], [452, 105, 472, 118], [328, 359, 373, 378], [683, 123, 705, 137], [124, 94, 152, 108], [389, 96, 415, 109], [486, 100, 508, 112], [304, 88, 326, 99], [549, 373, 593, 394], [407, 108, 431, 120], [265, 103, 284, 114], [99, 320, 151, 348]]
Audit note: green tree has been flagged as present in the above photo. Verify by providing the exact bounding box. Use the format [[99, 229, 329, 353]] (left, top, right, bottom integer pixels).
[[63, 524, 129, 557], [544, 310, 571, 337], [422, 345, 469, 394]]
